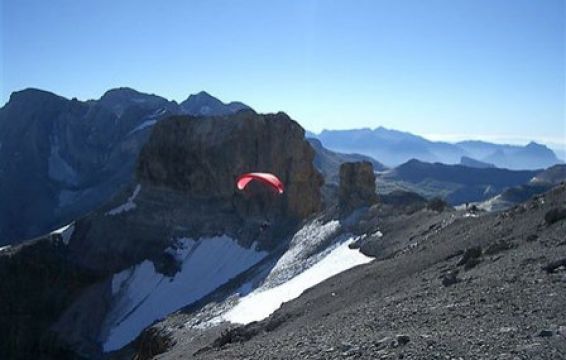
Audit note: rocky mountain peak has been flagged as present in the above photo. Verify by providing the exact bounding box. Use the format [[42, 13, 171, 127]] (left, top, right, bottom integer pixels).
[[179, 91, 250, 116], [523, 141, 554, 155], [4, 88, 67, 111]]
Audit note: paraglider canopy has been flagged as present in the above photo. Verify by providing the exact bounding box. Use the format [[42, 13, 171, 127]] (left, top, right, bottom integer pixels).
[[236, 172, 284, 194]]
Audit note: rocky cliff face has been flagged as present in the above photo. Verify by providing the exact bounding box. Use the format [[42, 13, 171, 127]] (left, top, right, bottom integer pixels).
[[69, 110, 323, 273], [338, 161, 378, 212], [137, 111, 323, 222]]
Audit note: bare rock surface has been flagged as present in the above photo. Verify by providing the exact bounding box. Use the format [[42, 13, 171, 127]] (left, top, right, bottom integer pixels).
[[338, 161, 378, 212]]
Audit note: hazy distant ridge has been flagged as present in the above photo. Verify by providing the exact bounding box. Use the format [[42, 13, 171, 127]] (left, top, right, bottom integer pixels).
[[310, 128, 562, 170]]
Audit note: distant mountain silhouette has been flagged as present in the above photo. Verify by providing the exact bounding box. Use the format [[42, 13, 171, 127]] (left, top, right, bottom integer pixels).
[[457, 140, 561, 170], [316, 127, 460, 166], [311, 128, 562, 170], [460, 156, 495, 169], [379, 159, 539, 205]]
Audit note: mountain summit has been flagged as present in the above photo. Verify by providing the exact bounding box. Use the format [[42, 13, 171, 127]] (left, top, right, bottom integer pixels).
[[179, 91, 250, 116]]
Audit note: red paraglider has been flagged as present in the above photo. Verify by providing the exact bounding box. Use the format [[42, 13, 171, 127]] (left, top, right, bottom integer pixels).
[[236, 172, 284, 194]]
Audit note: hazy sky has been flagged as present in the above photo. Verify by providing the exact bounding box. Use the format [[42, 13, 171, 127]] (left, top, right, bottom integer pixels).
[[2, 0, 565, 149]]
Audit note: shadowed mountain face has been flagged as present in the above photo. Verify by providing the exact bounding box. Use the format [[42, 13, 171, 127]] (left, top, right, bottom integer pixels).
[[0, 88, 251, 245], [460, 156, 495, 169], [312, 128, 562, 170], [477, 164, 566, 212], [378, 159, 540, 205]]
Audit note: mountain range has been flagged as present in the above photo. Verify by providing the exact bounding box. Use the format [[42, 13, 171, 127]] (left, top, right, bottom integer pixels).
[[377, 159, 541, 205], [1, 87, 563, 246], [310, 128, 563, 170], [0, 88, 250, 245], [1, 87, 565, 359]]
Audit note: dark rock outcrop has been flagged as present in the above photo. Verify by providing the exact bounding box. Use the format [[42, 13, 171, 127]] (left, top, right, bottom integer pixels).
[[427, 197, 449, 212], [0, 240, 101, 360], [137, 111, 323, 222], [66, 111, 323, 274], [131, 327, 175, 360], [441, 271, 461, 287], [544, 207, 566, 225], [457, 246, 482, 269], [338, 161, 378, 212]]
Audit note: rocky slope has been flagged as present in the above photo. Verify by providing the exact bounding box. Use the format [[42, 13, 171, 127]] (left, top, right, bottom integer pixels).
[[161, 182, 566, 360]]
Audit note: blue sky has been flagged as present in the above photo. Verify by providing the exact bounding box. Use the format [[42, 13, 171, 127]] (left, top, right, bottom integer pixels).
[[2, 0, 564, 150]]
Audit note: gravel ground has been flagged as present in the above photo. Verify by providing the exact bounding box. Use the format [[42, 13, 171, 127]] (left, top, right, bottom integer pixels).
[[153, 184, 566, 360]]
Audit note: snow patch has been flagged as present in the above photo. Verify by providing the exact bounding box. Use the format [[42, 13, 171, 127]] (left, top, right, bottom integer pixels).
[[476, 194, 503, 212], [128, 119, 157, 134], [51, 223, 75, 245], [261, 220, 341, 287], [102, 235, 268, 352], [106, 185, 141, 216], [0, 245, 11, 252], [219, 238, 372, 324], [127, 108, 167, 136]]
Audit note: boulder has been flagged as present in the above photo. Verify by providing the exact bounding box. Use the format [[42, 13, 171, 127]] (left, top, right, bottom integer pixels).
[[457, 246, 482, 269]]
